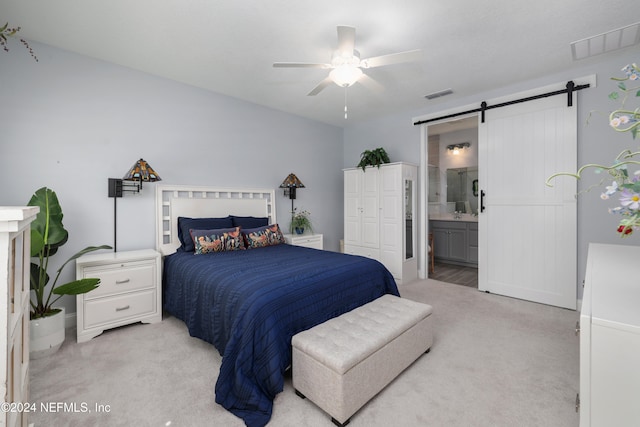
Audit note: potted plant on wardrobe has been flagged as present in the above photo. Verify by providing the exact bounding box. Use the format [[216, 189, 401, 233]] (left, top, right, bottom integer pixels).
[[28, 187, 111, 358], [357, 147, 390, 171]]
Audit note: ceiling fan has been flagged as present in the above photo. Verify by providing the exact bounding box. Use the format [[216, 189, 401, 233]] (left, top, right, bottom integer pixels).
[[273, 26, 421, 102]]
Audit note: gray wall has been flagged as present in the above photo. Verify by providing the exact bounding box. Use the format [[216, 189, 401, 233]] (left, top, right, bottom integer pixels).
[[0, 42, 344, 316], [343, 48, 640, 301], [2, 39, 639, 318]]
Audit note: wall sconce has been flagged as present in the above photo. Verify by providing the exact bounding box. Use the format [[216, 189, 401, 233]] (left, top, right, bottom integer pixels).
[[447, 142, 471, 155], [108, 158, 161, 251], [279, 173, 305, 214]]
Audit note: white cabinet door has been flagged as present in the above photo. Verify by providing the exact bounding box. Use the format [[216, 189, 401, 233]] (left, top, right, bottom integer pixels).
[[344, 168, 379, 248], [380, 165, 401, 276], [581, 243, 640, 426], [360, 167, 379, 248], [344, 169, 362, 247]]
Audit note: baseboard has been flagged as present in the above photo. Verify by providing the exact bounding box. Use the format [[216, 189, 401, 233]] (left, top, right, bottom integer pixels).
[[65, 311, 77, 329]]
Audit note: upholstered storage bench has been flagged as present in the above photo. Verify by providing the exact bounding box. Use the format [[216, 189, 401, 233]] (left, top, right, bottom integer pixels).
[[291, 294, 433, 426]]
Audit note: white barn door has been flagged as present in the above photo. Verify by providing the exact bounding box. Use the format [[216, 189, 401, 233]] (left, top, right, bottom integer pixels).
[[478, 94, 577, 309]]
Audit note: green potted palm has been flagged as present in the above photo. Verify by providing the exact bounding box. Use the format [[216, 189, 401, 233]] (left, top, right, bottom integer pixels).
[[28, 187, 111, 358]]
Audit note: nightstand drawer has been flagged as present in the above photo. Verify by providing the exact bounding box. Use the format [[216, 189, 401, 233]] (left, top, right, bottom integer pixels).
[[284, 233, 323, 250], [81, 261, 155, 299], [294, 235, 321, 246], [83, 289, 156, 329]]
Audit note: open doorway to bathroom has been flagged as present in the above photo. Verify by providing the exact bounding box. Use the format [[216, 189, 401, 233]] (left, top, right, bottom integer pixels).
[[427, 116, 478, 288]]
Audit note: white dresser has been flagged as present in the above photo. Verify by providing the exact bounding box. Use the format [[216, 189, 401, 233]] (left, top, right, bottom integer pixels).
[[75, 249, 162, 343], [580, 243, 640, 426], [0, 206, 38, 427], [283, 233, 323, 250]]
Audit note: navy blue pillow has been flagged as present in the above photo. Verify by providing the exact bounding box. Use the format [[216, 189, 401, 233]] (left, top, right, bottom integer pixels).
[[231, 215, 269, 229], [177, 216, 233, 252]]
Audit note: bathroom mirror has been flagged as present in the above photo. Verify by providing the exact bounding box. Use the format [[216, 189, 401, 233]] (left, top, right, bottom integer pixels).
[[405, 179, 414, 259], [446, 167, 478, 214], [428, 165, 440, 203]]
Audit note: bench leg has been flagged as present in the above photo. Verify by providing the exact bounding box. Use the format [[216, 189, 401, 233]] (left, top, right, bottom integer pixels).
[[295, 389, 306, 399], [331, 417, 350, 427]]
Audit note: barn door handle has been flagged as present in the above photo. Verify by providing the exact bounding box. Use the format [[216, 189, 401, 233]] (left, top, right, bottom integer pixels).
[[480, 190, 486, 212]]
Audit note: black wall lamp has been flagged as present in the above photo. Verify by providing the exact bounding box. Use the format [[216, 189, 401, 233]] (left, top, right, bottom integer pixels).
[[279, 173, 305, 214], [108, 158, 161, 251]]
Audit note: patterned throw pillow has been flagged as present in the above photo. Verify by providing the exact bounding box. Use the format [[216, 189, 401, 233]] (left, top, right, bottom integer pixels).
[[177, 216, 233, 252], [244, 224, 285, 249], [190, 227, 245, 254]]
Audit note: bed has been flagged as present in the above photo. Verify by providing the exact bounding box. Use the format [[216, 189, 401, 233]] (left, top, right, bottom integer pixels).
[[156, 185, 399, 427]]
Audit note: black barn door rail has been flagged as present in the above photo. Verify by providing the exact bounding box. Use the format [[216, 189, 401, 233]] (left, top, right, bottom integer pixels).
[[413, 81, 590, 126]]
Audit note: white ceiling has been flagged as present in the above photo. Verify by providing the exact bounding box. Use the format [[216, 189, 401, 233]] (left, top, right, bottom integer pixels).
[[3, 0, 639, 127]]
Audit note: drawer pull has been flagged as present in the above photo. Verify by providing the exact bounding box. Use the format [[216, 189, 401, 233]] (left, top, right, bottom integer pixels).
[[115, 305, 131, 312], [115, 278, 130, 284]]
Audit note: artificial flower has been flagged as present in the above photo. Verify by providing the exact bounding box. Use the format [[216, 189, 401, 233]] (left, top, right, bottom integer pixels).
[[547, 62, 640, 237]]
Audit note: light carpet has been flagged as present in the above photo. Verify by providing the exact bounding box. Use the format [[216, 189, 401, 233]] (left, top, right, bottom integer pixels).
[[29, 279, 580, 427]]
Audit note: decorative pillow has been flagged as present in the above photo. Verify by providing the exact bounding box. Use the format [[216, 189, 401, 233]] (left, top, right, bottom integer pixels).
[[177, 216, 233, 252], [231, 215, 269, 229], [243, 224, 286, 249], [190, 227, 245, 254]]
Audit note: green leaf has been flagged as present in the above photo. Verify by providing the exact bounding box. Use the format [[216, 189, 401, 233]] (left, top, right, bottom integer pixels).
[[618, 82, 627, 91], [609, 91, 619, 100], [55, 245, 113, 275], [30, 262, 49, 290], [28, 187, 67, 248], [52, 278, 100, 296], [635, 89, 640, 98], [0, 23, 8, 33], [30, 229, 44, 257]]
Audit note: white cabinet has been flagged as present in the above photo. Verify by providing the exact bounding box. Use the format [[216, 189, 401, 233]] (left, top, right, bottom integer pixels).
[[344, 162, 417, 284], [0, 206, 38, 427], [75, 249, 161, 343], [344, 166, 380, 252], [580, 243, 640, 426], [430, 220, 478, 266], [283, 233, 323, 250]]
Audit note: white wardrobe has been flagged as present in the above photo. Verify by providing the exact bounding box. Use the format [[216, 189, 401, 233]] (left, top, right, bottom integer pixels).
[[344, 162, 417, 284]]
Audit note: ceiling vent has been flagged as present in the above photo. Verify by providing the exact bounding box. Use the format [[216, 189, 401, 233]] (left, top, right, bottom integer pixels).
[[571, 22, 640, 60], [424, 88, 453, 100]]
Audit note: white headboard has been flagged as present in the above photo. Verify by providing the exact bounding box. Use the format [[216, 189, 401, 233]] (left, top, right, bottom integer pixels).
[[156, 185, 276, 256]]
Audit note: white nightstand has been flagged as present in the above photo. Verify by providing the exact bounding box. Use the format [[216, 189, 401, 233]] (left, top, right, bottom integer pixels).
[[283, 233, 323, 250], [75, 249, 161, 343]]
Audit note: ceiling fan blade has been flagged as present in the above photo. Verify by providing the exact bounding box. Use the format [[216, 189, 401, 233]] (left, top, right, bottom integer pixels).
[[273, 62, 330, 68], [358, 74, 385, 94], [337, 26, 356, 55], [307, 76, 334, 96], [361, 49, 422, 68]]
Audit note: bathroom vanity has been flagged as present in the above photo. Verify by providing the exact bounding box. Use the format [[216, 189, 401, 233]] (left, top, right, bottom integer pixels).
[[429, 215, 478, 266]]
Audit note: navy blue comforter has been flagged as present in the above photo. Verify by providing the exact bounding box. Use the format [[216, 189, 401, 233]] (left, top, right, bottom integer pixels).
[[163, 244, 399, 426]]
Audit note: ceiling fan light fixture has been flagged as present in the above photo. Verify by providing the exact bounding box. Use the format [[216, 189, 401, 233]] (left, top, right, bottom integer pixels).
[[331, 49, 360, 66], [330, 65, 363, 87]]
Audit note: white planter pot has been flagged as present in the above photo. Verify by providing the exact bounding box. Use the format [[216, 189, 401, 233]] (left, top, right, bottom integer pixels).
[[30, 307, 65, 359]]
